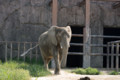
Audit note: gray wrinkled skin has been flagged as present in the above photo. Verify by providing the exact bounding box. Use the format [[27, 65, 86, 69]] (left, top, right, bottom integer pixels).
[[39, 26, 72, 74]]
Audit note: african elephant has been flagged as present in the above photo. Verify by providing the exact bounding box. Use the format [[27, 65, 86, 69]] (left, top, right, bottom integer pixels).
[[39, 26, 72, 74]]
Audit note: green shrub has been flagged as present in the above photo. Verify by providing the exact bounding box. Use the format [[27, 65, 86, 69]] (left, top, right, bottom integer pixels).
[[0, 60, 2, 64], [72, 67, 100, 75], [20, 64, 51, 77], [0, 60, 51, 80], [110, 71, 119, 75], [0, 68, 30, 80], [72, 68, 86, 74], [86, 67, 100, 75]]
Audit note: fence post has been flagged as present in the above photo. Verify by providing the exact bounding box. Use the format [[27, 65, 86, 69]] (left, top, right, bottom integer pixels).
[[107, 42, 110, 69], [111, 43, 114, 69], [30, 43, 32, 62], [18, 42, 20, 60], [24, 43, 26, 61], [10, 42, 13, 60], [5, 42, 8, 62], [116, 43, 119, 72], [36, 43, 38, 62]]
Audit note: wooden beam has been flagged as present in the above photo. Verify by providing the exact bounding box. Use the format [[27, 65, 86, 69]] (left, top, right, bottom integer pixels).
[[91, 0, 120, 2], [112, 2, 120, 9], [52, 0, 58, 26], [83, 0, 91, 68], [51, 0, 58, 68], [85, 1, 90, 29]]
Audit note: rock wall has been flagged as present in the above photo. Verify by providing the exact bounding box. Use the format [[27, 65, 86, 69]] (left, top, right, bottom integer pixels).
[[0, 0, 52, 42], [0, 0, 52, 60], [58, 0, 120, 27], [0, 0, 120, 45]]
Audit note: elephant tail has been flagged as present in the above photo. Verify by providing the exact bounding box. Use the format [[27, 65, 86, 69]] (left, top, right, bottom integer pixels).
[[21, 44, 39, 56]]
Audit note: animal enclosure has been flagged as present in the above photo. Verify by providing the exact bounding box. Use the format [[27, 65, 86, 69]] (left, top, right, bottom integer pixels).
[[0, 0, 120, 71]]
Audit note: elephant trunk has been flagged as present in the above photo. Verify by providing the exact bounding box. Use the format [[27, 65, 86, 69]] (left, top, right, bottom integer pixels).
[[61, 47, 68, 68]]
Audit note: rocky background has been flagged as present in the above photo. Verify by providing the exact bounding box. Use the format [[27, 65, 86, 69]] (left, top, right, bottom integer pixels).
[[0, 0, 120, 67]]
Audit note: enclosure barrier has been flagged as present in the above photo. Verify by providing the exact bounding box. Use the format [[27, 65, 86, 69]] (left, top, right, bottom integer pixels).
[[0, 34, 120, 71], [69, 34, 120, 71], [0, 41, 39, 62], [107, 40, 120, 72]]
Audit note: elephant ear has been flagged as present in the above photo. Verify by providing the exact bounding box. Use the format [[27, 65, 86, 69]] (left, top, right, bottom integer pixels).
[[59, 29, 70, 49], [60, 26, 72, 49], [66, 26, 72, 39], [66, 26, 72, 47], [48, 26, 57, 46]]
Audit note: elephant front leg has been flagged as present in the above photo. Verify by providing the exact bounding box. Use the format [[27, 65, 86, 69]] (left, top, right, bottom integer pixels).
[[53, 50, 60, 74]]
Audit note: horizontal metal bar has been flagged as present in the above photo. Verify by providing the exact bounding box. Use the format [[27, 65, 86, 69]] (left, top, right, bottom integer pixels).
[[0, 41, 38, 44], [108, 40, 120, 43], [72, 34, 83, 37], [70, 43, 110, 47], [70, 43, 83, 46], [68, 52, 84, 55], [91, 35, 120, 38], [91, 0, 120, 2], [90, 53, 107, 56], [68, 52, 120, 56], [91, 44, 107, 47], [92, 53, 120, 56]]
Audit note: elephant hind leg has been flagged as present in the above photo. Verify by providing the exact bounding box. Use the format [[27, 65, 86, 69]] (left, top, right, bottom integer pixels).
[[40, 49, 51, 70], [45, 58, 52, 70], [43, 57, 52, 70]]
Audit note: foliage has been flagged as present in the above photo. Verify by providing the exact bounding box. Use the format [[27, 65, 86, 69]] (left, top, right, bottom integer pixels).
[[71, 68, 86, 74], [20, 63, 51, 77], [109, 71, 119, 75], [0, 61, 30, 80], [72, 67, 100, 75], [86, 67, 100, 75], [0, 60, 51, 80]]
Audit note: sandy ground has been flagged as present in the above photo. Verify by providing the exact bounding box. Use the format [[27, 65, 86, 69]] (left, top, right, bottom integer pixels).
[[31, 69, 120, 80]]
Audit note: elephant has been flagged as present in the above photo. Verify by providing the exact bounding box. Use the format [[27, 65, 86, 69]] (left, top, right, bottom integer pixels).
[[21, 26, 72, 74], [39, 26, 72, 74]]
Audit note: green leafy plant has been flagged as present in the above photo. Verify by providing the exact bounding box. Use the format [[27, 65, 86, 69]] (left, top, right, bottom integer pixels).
[[0, 65, 30, 80], [110, 71, 119, 75], [0, 60, 51, 80], [72, 67, 100, 75], [86, 67, 100, 75], [71, 68, 86, 74]]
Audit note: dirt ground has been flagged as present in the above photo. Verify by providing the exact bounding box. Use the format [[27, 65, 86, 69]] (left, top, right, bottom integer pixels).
[[31, 69, 120, 80]]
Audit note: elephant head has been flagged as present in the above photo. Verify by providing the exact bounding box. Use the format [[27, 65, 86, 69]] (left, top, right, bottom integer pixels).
[[48, 26, 71, 49]]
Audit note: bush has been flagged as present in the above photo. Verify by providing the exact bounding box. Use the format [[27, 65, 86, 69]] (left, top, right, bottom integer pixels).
[[20, 64, 51, 77], [72, 67, 100, 75], [110, 71, 119, 75], [86, 67, 100, 75], [0, 68, 30, 80], [72, 68, 86, 74], [0, 60, 51, 80]]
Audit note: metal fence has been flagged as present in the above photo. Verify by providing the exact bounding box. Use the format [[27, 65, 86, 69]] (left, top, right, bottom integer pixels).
[[69, 34, 120, 71], [0, 39, 120, 71], [0, 41, 39, 62], [107, 40, 120, 71]]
